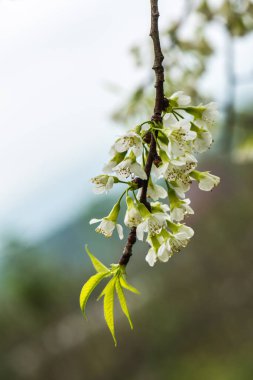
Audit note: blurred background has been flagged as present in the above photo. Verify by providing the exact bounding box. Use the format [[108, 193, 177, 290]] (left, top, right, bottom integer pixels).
[[0, 0, 253, 379]]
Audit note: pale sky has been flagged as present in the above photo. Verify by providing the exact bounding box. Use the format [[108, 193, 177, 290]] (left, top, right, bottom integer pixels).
[[0, 0, 252, 243], [0, 0, 176, 241]]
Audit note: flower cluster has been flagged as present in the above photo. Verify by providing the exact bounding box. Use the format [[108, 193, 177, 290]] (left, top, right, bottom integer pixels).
[[90, 91, 220, 266]]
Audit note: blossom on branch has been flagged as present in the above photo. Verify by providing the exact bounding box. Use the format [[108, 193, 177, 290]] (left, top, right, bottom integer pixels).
[[91, 175, 115, 194], [80, 0, 221, 344], [90, 201, 124, 239], [112, 152, 147, 181], [113, 132, 143, 156]]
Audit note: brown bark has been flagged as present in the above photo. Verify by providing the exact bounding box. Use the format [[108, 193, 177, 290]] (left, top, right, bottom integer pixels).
[[119, 0, 165, 267]]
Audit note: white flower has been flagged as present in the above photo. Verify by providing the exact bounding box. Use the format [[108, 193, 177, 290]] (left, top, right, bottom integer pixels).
[[91, 175, 114, 194], [169, 235, 188, 254], [144, 220, 194, 266], [103, 152, 126, 174], [156, 152, 195, 180], [163, 112, 178, 123], [165, 120, 196, 157], [170, 91, 191, 106], [150, 149, 169, 178], [202, 102, 218, 127], [90, 201, 123, 239], [157, 240, 171, 262], [194, 128, 213, 153], [137, 180, 167, 201], [145, 234, 171, 266], [113, 156, 147, 181], [113, 132, 142, 156], [169, 152, 197, 169], [168, 224, 194, 255], [145, 235, 171, 266], [124, 207, 142, 228], [145, 247, 157, 267], [147, 183, 167, 201], [191, 170, 220, 191], [188, 102, 218, 128], [146, 223, 194, 266], [124, 196, 142, 228], [172, 224, 194, 240], [170, 185, 187, 199], [151, 201, 170, 214], [168, 187, 193, 221], [170, 198, 194, 222], [136, 208, 168, 241], [198, 173, 220, 191], [90, 218, 123, 239], [162, 154, 197, 195]]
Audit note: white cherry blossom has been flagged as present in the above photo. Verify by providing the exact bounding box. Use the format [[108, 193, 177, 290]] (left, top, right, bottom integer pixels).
[[172, 224, 194, 240], [157, 240, 171, 262], [169, 91, 191, 106], [88, 90, 220, 271], [112, 157, 147, 181], [170, 198, 194, 222], [186, 102, 218, 128], [137, 179, 167, 201], [136, 208, 168, 241], [162, 155, 197, 194], [91, 175, 114, 194], [194, 127, 213, 153], [145, 247, 157, 267], [103, 152, 126, 174], [113, 132, 142, 156], [191, 170, 220, 191], [150, 201, 170, 214], [90, 201, 124, 239], [145, 223, 194, 266], [145, 234, 170, 266], [202, 102, 218, 127], [166, 224, 194, 256], [90, 218, 123, 239], [165, 119, 196, 157], [124, 196, 142, 228]]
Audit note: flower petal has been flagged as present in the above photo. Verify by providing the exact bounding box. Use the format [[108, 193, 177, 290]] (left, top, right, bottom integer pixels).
[[116, 224, 124, 240], [89, 218, 101, 224], [145, 248, 157, 267], [136, 222, 145, 241], [131, 162, 147, 180], [157, 244, 170, 262]]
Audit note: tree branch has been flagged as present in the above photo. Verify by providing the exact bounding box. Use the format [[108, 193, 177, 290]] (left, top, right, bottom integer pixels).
[[150, 0, 165, 120], [119, 0, 165, 267]]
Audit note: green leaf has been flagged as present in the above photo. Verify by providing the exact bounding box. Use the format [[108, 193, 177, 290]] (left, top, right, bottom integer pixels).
[[120, 276, 140, 295], [102, 277, 117, 346], [80, 272, 107, 316], [85, 245, 109, 273], [116, 278, 133, 329]]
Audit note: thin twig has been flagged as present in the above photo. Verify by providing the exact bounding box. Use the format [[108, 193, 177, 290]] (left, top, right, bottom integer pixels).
[[119, 0, 165, 267]]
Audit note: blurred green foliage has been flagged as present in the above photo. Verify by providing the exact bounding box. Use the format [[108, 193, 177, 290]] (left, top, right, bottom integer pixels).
[[112, 0, 253, 158]]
